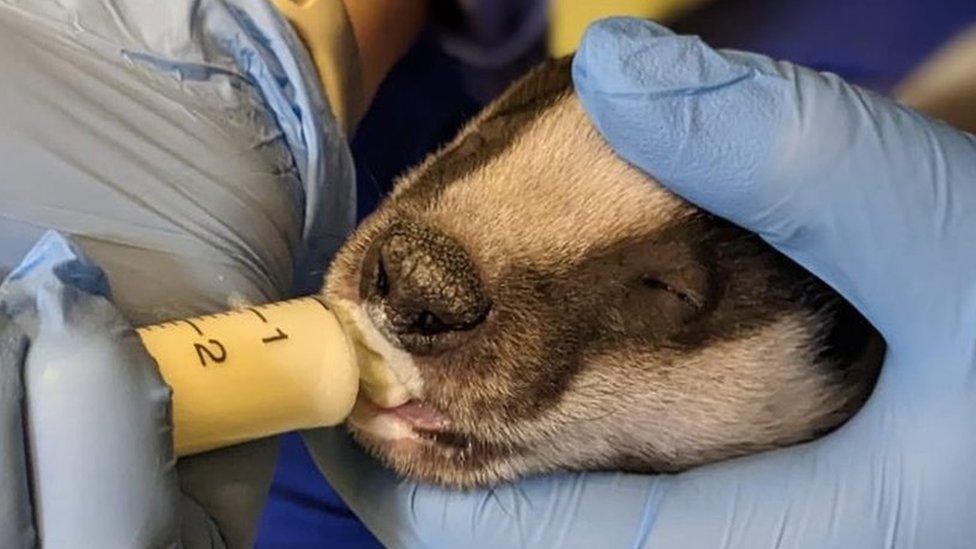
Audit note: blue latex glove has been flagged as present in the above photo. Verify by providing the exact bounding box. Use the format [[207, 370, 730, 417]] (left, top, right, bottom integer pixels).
[[304, 18, 976, 548], [0, 232, 225, 547], [0, 0, 355, 546]]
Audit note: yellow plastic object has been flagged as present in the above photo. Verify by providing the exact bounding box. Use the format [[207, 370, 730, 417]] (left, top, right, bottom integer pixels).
[[330, 303, 413, 408], [271, 0, 364, 135], [549, 0, 713, 57], [137, 297, 360, 457]]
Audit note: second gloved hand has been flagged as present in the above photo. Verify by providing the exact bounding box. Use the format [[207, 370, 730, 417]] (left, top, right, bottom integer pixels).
[[0, 233, 221, 548]]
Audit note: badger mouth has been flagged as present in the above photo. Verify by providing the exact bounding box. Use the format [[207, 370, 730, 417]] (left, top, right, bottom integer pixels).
[[347, 394, 522, 490], [333, 303, 478, 454], [348, 397, 474, 451], [347, 394, 516, 485], [329, 297, 518, 486]]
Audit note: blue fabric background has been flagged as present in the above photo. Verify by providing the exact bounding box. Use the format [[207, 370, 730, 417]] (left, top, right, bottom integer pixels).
[[256, 1, 976, 546]]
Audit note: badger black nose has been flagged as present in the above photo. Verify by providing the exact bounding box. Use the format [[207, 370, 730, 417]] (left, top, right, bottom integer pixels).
[[360, 222, 490, 341]]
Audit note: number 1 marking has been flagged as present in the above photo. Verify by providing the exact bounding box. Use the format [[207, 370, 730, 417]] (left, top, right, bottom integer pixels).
[[262, 328, 288, 344]]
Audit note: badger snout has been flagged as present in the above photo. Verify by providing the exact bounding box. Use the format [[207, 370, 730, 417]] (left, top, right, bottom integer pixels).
[[359, 221, 490, 354]]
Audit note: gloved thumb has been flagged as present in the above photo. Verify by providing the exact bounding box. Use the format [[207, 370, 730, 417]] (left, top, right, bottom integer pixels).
[[572, 19, 775, 226], [572, 18, 976, 349]]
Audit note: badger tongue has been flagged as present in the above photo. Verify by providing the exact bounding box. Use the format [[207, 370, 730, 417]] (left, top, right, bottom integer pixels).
[[388, 400, 451, 431]]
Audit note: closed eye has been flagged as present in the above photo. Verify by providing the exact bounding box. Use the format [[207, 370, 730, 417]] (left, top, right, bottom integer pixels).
[[640, 275, 704, 310]]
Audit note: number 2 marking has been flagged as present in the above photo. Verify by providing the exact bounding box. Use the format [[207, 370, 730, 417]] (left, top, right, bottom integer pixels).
[[194, 339, 227, 367]]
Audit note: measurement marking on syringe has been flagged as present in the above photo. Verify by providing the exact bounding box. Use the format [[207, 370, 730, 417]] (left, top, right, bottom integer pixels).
[[138, 299, 336, 369], [184, 319, 203, 335], [195, 339, 227, 366], [262, 329, 288, 344], [309, 298, 331, 313]]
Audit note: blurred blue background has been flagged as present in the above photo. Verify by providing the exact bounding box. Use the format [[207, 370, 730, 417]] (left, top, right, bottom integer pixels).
[[255, 0, 976, 546]]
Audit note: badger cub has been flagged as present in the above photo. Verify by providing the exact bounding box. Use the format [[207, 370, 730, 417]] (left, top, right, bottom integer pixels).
[[325, 57, 883, 489]]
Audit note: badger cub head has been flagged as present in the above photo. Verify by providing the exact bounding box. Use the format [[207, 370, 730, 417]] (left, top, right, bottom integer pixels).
[[324, 58, 882, 488]]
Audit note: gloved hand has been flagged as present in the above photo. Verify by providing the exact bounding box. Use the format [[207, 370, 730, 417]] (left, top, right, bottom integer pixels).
[[0, 232, 223, 547], [305, 18, 976, 548], [0, 0, 355, 546]]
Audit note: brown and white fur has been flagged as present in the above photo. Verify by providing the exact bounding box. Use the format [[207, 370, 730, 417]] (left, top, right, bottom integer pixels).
[[323, 56, 892, 489]]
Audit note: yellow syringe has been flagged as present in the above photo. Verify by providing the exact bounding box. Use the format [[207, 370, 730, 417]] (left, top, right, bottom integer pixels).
[[137, 297, 361, 457]]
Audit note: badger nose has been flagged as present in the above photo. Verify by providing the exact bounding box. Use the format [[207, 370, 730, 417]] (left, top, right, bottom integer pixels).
[[360, 222, 490, 341]]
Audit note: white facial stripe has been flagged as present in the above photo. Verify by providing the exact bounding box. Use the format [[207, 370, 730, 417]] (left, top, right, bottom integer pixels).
[[427, 96, 689, 272]]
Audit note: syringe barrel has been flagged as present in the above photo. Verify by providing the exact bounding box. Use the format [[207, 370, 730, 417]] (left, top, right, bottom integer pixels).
[[136, 298, 359, 457]]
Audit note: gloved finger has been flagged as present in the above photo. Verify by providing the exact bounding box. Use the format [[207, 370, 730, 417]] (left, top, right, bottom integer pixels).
[[0, 317, 34, 549], [2, 232, 183, 547], [309, 375, 976, 549], [639, 341, 976, 549], [302, 428, 671, 548], [572, 18, 976, 349], [2, 1, 357, 544]]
